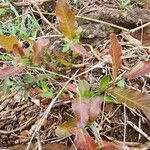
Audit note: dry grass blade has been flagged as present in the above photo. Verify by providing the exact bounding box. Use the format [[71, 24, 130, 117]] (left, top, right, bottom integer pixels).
[[109, 33, 122, 81], [107, 87, 150, 120], [55, 0, 77, 40]]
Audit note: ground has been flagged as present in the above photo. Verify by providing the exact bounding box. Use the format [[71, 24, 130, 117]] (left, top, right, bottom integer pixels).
[[0, 0, 150, 150]]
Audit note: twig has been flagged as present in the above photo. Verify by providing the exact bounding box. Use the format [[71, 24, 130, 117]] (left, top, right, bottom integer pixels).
[[26, 69, 79, 150], [77, 15, 129, 32], [130, 21, 150, 33], [127, 120, 150, 141], [30, 2, 61, 35], [0, 117, 36, 134]]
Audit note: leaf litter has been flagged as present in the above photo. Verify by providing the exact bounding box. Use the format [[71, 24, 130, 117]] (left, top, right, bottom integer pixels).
[[0, 0, 150, 150]]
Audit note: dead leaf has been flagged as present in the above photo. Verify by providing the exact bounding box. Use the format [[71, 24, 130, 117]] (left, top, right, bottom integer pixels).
[[0, 35, 19, 51], [60, 82, 77, 92], [109, 33, 122, 82], [55, 118, 76, 137], [12, 44, 25, 59], [0, 66, 24, 80], [126, 61, 150, 80], [32, 38, 49, 64], [107, 87, 150, 120]]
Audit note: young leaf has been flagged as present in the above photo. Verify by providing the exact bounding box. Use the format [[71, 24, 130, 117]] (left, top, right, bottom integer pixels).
[[126, 61, 150, 80], [71, 43, 91, 57], [107, 87, 150, 120], [109, 33, 122, 82], [77, 80, 90, 98], [0, 35, 19, 51], [32, 38, 49, 65], [72, 99, 91, 128], [89, 97, 102, 122], [55, 118, 76, 137], [55, 0, 77, 40], [73, 128, 97, 150], [99, 75, 110, 94], [0, 66, 24, 80]]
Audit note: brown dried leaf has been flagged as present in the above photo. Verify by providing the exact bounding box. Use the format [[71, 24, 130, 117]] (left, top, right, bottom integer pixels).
[[109, 33, 122, 81], [107, 87, 150, 120], [126, 61, 150, 80], [55, 118, 76, 137], [60, 82, 77, 92], [12, 44, 25, 59], [0, 66, 24, 80], [55, 0, 77, 40], [72, 99, 91, 128], [32, 39, 49, 64], [0, 35, 19, 51]]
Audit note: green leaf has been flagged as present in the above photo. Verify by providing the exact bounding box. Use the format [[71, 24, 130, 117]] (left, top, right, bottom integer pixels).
[[104, 94, 118, 104], [77, 80, 90, 98], [62, 42, 71, 52], [117, 79, 125, 88], [24, 74, 36, 84], [0, 8, 7, 16], [2, 78, 12, 95], [99, 75, 110, 94]]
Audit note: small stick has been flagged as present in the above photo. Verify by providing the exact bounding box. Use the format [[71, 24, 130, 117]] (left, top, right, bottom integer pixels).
[[130, 21, 150, 33]]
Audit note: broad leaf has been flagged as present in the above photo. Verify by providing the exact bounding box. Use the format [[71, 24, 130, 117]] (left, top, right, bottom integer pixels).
[[107, 87, 150, 120], [32, 39, 49, 65], [109, 33, 122, 81], [126, 61, 150, 80], [89, 97, 102, 122], [72, 99, 91, 128], [0, 35, 19, 51], [0, 66, 24, 80], [99, 75, 110, 94], [55, 118, 76, 137], [73, 128, 97, 150], [71, 43, 91, 57], [55, 0, 77, 40]]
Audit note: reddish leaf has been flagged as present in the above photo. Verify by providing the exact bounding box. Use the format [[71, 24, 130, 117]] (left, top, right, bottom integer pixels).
[[107, 87, 150, 120], [89, 97, 102, 122], [0, 35, 19, 51], [0, 66, 24, 80], [72, 99, 91, 128], [60, 82, 77, 92], [71, 43, 91, 57], [32, 39, 49, 64], [126, 61, 150, 80], [55, 0, 77, 40], [109, 33, 122, 81], [12, 44, 25, 59], [73, 128, 97, 150], [55, 118, 76, 137]]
